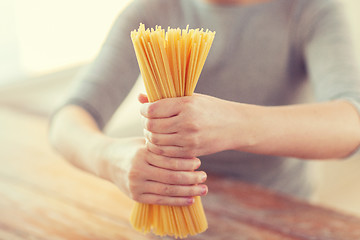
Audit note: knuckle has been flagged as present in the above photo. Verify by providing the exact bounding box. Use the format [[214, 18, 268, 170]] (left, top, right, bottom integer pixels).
[[170, 159, 181, 170], [181, 96, 194, 106], [162, 185, 175, 195], [154, 197, 166, 205], [150, 144, 164, 155], [128, 180, 140, 198], [183, 98, 197, 113], [190, 149, 197, 157], [127, 159, 146, 183], [146, 103, 157, 117], [146, 119, 154, 131], [149, 133, 159, 145], [128, 168, 140, 181], [187, 187, 195, 196], [132, 193, 141, 202], [186, 135, 200, 148], [158, 147, 166, 156], [181, 117, 199, 133], [189, 121, 200, 133], [168, 172, 182, 184], [183, 148, 196, 158]]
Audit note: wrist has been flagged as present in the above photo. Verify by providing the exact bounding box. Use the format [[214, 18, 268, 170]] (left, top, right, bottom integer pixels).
[[96, 137, 145, 190], [225, 102, 265, 152], [80, 132, 114, 179]]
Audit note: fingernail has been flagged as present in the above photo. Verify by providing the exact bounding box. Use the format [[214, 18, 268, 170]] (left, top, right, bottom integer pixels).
[[201, 172, 207, 182], [140, 103, 151, 116], [201, 185, 208, 195], [194, 159, 201, 169], [187, 197, 194, 205]]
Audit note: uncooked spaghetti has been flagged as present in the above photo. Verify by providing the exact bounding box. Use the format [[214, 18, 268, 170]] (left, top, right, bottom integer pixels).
[[130, 23, 215, 239]]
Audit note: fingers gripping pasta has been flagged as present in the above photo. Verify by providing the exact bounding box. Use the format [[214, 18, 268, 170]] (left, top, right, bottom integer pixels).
[[130, 23, 215, 239]]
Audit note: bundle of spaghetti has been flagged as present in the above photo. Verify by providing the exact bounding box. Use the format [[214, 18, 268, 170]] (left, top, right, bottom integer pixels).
[[130, 23, 215, 238]]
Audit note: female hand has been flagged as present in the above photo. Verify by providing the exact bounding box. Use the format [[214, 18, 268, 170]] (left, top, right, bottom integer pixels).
[[139, 93, 240, 159], [100, 137, 208, 206]]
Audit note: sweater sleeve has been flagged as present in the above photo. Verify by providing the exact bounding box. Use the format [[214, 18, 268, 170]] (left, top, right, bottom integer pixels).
[[302, 0, 360, 107], [64, 0, 148, 129], [301, 0, 360, 156]]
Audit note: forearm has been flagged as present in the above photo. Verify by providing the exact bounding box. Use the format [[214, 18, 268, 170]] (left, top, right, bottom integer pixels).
[[49, 104, 207, 206], [49, 105, 111, 177], [230, 100, 360, 159]]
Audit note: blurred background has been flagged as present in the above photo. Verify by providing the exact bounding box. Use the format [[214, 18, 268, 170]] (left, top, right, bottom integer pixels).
[[0, 0, 132, 114], [0, 0, 129, 84], [0, 0, 359, 216]]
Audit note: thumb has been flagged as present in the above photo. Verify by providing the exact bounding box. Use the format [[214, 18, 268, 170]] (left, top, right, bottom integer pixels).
[[138, 93, 149, 104]]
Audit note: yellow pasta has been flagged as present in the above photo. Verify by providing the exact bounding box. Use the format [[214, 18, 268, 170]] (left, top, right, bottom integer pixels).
[[130, 23, 215, 239]]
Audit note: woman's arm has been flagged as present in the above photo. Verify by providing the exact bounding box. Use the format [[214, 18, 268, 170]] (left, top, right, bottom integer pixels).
[[237, 99, 360, 159], [140, 93, 360, 160], [49, 105, 207, 206]]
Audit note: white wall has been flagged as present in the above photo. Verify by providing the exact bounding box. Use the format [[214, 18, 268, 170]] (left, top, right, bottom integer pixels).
[[343, 0, 360, 54], [0, 0, 130, 85], [0, 1, 24, 82]]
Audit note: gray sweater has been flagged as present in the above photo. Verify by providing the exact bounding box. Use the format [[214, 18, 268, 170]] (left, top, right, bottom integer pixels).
[[66, 0, 360, 199]]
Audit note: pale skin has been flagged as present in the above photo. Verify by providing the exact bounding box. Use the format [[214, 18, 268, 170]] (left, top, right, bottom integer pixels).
[[139, 94, 360, 160], [49, 0, 360, 206]]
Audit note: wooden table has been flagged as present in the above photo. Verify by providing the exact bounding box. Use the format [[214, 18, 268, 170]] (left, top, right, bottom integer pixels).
[[1, 106, 360, 240]]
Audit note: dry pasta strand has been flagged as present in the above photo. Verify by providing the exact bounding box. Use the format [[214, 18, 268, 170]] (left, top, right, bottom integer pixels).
[[130, 23, 215, 239]]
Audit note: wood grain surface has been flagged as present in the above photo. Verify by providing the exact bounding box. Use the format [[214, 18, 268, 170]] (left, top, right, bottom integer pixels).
[[1, 107, 360, 240]]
